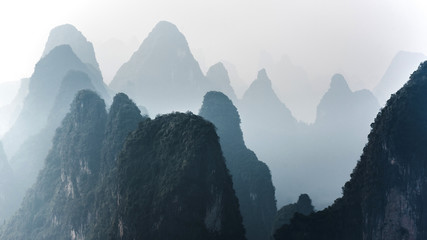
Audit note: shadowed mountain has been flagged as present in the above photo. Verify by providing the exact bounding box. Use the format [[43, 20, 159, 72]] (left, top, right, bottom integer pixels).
[[374, 51, 426, 105], [275, 61, 427, 240], [273, 194, 314, 233], [0, 90, 108, 239], [112, 112, 246, 239], [1, 91, 245, 240], [9, 70, 96, 202], [109, 21, 208, 115], [200, 91, 276, 240]]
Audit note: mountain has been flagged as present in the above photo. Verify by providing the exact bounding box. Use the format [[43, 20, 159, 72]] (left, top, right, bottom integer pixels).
[[0, 78, 29, 138], [205, 63, 238, 103], [85, 92, 145, 239], [0, 90, 108, 239], [259, 54, 321, 122], [109, 21, 208, 115], [112, 112, 246, 239], [296, 74, 380, 206], [2, 43, 108, 158], [199, 91, 276, 240], [0, 141, 16, 223], [0, 81, 20, 108], [9, 70, 96, 202], [1, 91, 245, 239], [275, 61, 427, 240], [374, 51, 426, 105], [42, 24, 100, 71], [42, 24, 110, 100], [272, 194, 314, 233], [238, 69, 301, 206]]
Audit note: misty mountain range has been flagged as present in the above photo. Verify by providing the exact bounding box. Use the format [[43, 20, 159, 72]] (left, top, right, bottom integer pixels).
[[0, 20, 426, 239]]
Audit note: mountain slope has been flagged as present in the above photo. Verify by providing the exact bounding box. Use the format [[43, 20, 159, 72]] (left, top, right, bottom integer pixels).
[[275, 61, 427, 240], [42, 24, 100, 71], [113, 112, 246, 239], [1, 90, 108, 239], [109, 21, 207, 114], [205, 63, 238, 103], [2, 45, 107, 158], [200, 91, 276, 240], [9, 70, 96, 201]]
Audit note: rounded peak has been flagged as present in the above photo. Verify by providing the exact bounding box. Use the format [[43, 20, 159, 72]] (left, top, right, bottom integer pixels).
[[113, 92, 132, 103], [43, 24, 99, 69], [206, 62, 230, 83], [203, 91, 233, 104], [297, 194, 312, 206], [110, 92, 140, 111], [152, 21, 180, 34], [50, 24, 79, 33], [44, 44, 75, 58], [330, 74, 350, 91], [72, 89, 103, 108], [207, 62, 227, 74]]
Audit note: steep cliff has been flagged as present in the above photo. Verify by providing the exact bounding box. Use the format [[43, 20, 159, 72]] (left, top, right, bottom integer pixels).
[[113, 113, 246, 239], [200, 91, 276, 240], [275, 61, 427, 240]]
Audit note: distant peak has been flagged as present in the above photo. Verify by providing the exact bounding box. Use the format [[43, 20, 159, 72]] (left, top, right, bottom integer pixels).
[[50, 24, 79, 33], [256, 69, 272, 86], [208, 62, 226, 72], [330, 74, 350, 92], [203, 91, 232, 104], [43, 24, 99, 69], [44, 44, 75, 58], [152, 21, 180, 34]]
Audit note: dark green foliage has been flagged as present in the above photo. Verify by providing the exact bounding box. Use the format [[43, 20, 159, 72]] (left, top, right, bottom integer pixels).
[[113, 112, 245, 240], [2, 91, 245, 240], [273, 194, 314, 232], [275, 61, 427, 239], [1, 90, 108, 239], [87, 92, 146, 239], [200, 91, 276, 240]]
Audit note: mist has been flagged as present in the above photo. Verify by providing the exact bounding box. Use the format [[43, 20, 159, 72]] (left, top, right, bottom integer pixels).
[[0, 1, 427, 239]]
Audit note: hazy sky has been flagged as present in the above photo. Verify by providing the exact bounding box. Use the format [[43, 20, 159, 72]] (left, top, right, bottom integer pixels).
[[1, 0, 427, 93]]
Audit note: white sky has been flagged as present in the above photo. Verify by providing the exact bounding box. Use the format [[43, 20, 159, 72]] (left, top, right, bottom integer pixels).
[[1, 0, 427, 93]]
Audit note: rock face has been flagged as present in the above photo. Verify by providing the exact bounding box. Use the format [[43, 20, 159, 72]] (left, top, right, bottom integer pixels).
[[114, 112, 245, 239], [275, 61, 427, 240], [1, 91, 245, 240], [200, 91, 276, 240], [205, 63, 238, 103], [374, 51, 426, 105], [273, 194, 314, 233], [1, 90, 108, 240], [109, 21, 208, 115], [9, 70, 96, 201]]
